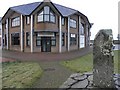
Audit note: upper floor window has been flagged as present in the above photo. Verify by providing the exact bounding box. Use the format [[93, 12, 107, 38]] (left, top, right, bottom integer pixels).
[[70, 19, 77, 28], [62, 18, 65, 25], [11, 17, 20, 27], [26, 16, 30, 24], [37, 6, 55, 23], [80, 23, 84, 35]]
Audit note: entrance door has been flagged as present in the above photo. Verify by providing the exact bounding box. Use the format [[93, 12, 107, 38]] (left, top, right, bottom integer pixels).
[[41, 37, 51, 52]]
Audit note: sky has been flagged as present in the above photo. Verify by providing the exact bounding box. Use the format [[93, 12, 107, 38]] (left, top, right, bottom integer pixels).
[[0, 0, 119, 40]]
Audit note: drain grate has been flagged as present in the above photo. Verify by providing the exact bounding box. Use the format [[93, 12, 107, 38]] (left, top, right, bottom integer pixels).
[[44, 68, 55, 71]]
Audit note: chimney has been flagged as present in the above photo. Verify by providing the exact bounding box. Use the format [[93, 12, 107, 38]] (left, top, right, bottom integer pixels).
[[43, 0, 51, 2]]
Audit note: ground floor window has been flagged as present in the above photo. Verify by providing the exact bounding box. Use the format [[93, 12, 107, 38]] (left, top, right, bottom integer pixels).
[[70, 33, 77, 46], [11, 33, 20, 45], [26, 32, 30, 46], [4, 34, 7, 46], [62, 33, 65, 46], [51, 33, 56, 46], [36, 34, 41, 46], [80, 35, 85, 48]]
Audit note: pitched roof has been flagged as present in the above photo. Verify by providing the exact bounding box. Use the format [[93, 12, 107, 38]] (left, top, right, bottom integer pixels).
[[10, 2, 41, 15], [54, 3, 77, 16], [10, 1, 78, 16]]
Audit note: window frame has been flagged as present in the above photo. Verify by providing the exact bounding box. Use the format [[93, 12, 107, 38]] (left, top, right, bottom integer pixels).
[[26, 16, 30, 25], [70, 19, 77, 29], [11, 17, 20, 27], [37, 6, 56, 23], [62, 18, 65, 26], [36, 34, 41, 46], [70, 33, 77, 46], [51, 33, 56, 46], [62, 33, 65, 46], [26, 32, 30, 46], [11, 33, 20, 45]]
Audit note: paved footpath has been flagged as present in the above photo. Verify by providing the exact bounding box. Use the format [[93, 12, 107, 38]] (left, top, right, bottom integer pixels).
[[33, 61, 73, 88], [2, 47, 93, 88]]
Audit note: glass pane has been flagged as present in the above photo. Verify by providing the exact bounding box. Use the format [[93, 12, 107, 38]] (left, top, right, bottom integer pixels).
[[44, 6, 49, 14], [51, 40, 55, 46], [37, 41, 41, 46], [38, 15, 43, 22], [44, 15, 49, 21], [50, 15, 55, 22]]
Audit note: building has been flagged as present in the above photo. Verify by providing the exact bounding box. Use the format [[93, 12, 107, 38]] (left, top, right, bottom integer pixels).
[[2, 0, 92, 53], [0, 17, 2, 48]]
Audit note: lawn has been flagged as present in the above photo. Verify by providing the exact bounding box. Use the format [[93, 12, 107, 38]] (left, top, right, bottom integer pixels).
[[2, 61, 42, 88], [61, 50, 120, 73]]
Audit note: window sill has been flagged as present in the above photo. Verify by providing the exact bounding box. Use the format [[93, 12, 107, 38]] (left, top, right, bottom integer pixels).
[[11, 26, 20, 28], [37, 21, 56, 24]]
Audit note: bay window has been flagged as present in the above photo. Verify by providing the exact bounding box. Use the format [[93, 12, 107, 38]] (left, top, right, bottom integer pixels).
[[37, 6, 55, 23]]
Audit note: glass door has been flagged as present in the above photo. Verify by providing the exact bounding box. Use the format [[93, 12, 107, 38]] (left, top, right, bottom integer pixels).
[[41, 37, 51, 52]]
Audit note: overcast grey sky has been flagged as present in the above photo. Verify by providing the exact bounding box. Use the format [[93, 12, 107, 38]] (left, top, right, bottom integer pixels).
[[0, 0, 119, 40]]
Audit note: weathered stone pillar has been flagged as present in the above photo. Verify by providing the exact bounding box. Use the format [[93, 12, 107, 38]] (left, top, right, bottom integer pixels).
[[93, 29, 114, 88]]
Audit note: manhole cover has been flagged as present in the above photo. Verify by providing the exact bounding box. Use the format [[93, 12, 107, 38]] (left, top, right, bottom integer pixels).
[[44, 68, 55, 71]]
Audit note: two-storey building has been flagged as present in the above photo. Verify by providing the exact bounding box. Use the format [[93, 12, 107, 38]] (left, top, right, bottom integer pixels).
[[2, 0, 92, 53]]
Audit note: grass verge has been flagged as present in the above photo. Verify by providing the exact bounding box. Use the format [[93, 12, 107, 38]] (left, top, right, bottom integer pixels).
[[2, 61, 42, 88], [61, 50, 119, 73]]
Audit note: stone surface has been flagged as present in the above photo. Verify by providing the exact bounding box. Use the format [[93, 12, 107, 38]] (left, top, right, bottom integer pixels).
[[60, 73, 120, 89], [61, 78, 77, 86], [71, 79, 88, 88], [93, 29, 114, 88], [73, 74, 87, 81], [70, 73, 82, 78]]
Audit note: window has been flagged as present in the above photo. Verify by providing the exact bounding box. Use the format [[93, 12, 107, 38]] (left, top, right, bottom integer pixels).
[[50, 12, 55, 23], [70, 19, 77, 28], [4, 34, 7, 46], [11, 33, 20, 45], [51, 33, 56, 46], [26, 32, 30, 46], [37, 6, 55, 23], [80, 35, 85, 48], [38, 11, 44, 22], [62, 33, 65, 46], [44, 6, 50, 21], [80, 23, 84, 35], [26, 16, 30, 24], [36, 34, 41, 46], [70, 34, 77, 45], [62, 18, 65, 25], [11, 17, 20, 27]]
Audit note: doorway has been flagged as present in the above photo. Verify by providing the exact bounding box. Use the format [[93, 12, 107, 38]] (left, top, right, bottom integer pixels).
[[41, 37, 51, 52]]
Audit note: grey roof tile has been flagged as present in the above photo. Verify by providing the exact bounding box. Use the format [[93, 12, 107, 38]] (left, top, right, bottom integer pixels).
[[10, 2, 41, 15], [54, 3, 77, 16]]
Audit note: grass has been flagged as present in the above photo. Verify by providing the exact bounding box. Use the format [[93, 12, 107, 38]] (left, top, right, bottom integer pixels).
[[61, 50, 120, 73], [2, 61, 43, 88]]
